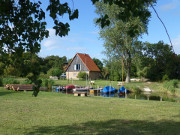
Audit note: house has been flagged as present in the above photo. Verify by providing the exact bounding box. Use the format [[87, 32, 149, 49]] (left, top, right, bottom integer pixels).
[[65, 53, 101, 80]]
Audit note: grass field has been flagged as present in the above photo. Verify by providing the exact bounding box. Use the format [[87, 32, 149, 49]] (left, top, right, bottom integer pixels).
[[0, 87, 180, 135]]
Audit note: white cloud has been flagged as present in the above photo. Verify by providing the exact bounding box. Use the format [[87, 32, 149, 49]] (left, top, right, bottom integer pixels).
[[172, 35, 180, 54], [40, 27, 104, 59], [43, 39, 59, 50], [160, 0, 179, 11]]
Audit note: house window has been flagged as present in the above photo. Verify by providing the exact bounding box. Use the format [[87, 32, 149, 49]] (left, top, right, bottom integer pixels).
[[74, 64, 81, 71]]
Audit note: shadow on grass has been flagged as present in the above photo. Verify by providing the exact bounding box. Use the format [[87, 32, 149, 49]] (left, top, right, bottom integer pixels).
[[25, 119, 180, 135], [0, 90, 16, 96]]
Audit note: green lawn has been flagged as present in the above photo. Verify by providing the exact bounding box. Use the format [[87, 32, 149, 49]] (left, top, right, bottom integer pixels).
[[0, 87, 180, 135]]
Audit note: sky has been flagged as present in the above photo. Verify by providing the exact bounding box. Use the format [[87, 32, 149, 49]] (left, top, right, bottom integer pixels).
[[38, 0, 180, 61]]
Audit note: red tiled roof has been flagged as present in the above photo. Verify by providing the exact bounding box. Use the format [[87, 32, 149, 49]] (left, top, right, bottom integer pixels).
[[65, 53, 100, 72], [77, 53, 100, 72]]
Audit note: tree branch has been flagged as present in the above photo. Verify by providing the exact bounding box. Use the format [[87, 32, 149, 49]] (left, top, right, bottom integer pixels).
[[150, 3, 174, 52]]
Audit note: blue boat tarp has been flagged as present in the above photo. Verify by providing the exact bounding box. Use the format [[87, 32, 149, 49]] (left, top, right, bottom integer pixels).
[[117, 86, 127, 93], [101, 86, 116, 94]]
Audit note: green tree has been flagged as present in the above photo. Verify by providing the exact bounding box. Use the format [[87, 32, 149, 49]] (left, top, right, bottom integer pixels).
[[95, 2, 150, 83], [101, 67, 110, 79], [136, 41, 179, 81], [93, 58, 103, 71], [43, 55, 67, 73], [77, 72, 88, 80], [47, 68, 63, 77], [92, 0, 156, 33], [0, 62, 5, 75], [0, 0, 78, 96], [4, 64, 20, 77]]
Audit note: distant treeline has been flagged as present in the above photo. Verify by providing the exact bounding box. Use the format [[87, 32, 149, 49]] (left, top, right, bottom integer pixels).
[[1, 41, 180, 82], [102, 41, 180, 81], [0, 53, 68, 78]]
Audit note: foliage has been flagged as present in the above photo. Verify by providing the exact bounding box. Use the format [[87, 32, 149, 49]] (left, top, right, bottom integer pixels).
[[93, 58, 103, 71], [3, 78, 20, 85], [162, 74, 169, 81], [39, 72, 49, 79], [3, 65, 20, 77], [103, 57, 125, 81], [95, 1, 152, 83], [130, 86, 141, 94], [0, 0, 78, 97], [47, 68, 63, 77], [101, 67, 110, 79], [43, 55, 67, 74], [0, 62, 5, 75], [0, 0, 78, 55], [77, 72, 88, 80], [163, 80, 179, 94], [0, 78, 3, 86], [20, 79, 32, 84], [136, 41, 180, 81], [92, 0, 156, 35], [42, 79, 55, 90]]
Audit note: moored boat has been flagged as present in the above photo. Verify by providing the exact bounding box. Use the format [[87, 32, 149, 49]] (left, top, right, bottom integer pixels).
[[117, 86, 127, 95], [101, 86, 116, 94]]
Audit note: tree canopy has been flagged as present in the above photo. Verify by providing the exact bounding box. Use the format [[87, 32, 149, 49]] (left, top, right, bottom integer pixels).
[[95, 1, 154, 83], [0, 0, 78, 96]]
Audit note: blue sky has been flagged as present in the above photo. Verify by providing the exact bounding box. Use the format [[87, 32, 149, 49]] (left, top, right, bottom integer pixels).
[[38, 0, 180, 61]]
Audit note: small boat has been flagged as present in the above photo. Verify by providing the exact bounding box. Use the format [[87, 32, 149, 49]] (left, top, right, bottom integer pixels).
[[73, 87, 89, 92], [117, 86, 127, 95], [63, 85, 75, 90], [101, 86, 116, 94]]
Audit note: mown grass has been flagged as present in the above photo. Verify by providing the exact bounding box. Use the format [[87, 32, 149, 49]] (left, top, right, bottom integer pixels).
[[0, 87, 179, 135]]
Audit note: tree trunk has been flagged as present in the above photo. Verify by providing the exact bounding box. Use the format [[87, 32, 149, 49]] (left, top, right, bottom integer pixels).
[[125, 50, 131, 83], [125, 67, 130, 83]]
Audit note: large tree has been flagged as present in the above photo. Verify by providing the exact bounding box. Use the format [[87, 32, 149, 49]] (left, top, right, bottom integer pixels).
[[95, 1, 152, 83], [0, 0, 78, 96]]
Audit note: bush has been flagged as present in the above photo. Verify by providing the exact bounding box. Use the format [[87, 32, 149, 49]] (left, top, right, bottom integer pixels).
[[39, 72, 48, 79], [3, 78, 20, 85], [47, 68, 63, 77], [163, 80, 179, 94], [77, 72, 88, 80], [131, 86, 141, 94], [162, 74, 169, 81], [21, 79, 32, 84], [42, 79, 55, 90]]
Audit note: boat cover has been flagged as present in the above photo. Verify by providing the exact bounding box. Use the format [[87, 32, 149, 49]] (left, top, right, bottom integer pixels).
[[101, 86, 116, 93], [64, 85, 75, 90], [117, 86, 126, 93]]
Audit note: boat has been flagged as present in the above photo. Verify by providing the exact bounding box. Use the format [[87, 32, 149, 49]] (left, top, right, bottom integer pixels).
[[73, 87, 89, 92], [117, 86, 127, 95], [63, 85, 75, 90], [101, 86, 116, 94]]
